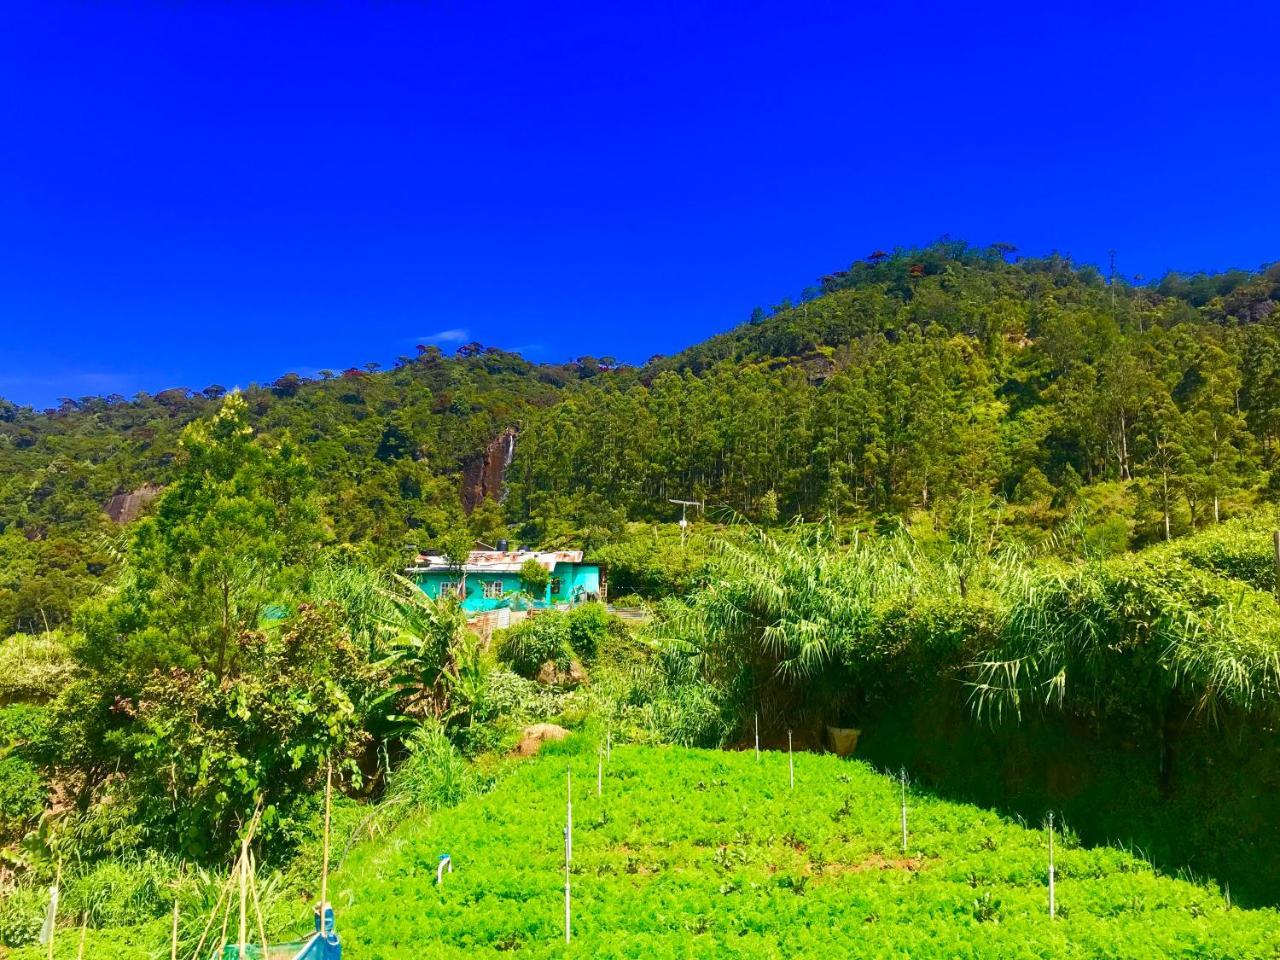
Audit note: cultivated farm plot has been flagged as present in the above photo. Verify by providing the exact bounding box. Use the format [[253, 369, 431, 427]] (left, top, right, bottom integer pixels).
[[332, 740, 1280, 958]]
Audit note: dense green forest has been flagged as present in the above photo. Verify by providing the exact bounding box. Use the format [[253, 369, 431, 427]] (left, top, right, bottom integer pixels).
[[4, 242, 1278, 635], [3, 242, 1280, 951]]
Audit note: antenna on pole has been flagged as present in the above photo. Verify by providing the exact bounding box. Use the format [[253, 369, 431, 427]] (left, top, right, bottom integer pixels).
[[1108, 249, 1117, 311], [668, 499, 703, 547]]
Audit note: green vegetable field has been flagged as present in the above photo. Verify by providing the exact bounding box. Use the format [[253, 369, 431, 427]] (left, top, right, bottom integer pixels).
[[330, 738, 1280, 959]]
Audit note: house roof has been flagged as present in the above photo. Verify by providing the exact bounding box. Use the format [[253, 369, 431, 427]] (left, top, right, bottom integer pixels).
[[407, 549, 586, 575]]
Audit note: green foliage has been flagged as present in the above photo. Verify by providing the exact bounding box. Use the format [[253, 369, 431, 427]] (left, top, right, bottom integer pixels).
[[519, 556, 550, 597], [494, 604, 624, 679], [0, 631, 75, 704], [0, 756, 45, 841], [0, 885, 46, 947], [325, 741, 1280, 958], [105, 602, 375, 859], [589, 525, 713, 598], [564, 602, 620, 661], [386, 720, 478, 810], [495, 616, 572, 679], [90, 393, 325, 681]]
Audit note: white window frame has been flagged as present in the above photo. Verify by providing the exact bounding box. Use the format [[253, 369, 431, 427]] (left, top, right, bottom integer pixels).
[[483, 580, 505, 599], [440, 580, 464, 599], [549, 576, 564, 596]]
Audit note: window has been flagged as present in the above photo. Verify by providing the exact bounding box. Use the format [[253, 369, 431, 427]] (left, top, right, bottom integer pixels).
[[440, 580, 464, 599], [483, 580, 505, 599], [549, 577, 563, 596]]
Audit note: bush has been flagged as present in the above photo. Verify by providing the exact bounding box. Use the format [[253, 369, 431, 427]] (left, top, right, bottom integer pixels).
[[0, 756, 45, 841], [564, 602, 621, 661], [0, 885, 45, 947], [495, 604, 625, 677], [389, 721, 475, 810], [0, 632, 75, 704], [494, 616, 572, 678]]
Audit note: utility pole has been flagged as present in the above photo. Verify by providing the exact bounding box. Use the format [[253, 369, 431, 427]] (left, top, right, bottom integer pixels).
[[668, 498, 702, 547], [1108, 249, 1117, 312]]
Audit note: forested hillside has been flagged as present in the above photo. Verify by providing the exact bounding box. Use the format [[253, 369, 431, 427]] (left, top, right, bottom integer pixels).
[[509, 243, 1280, 536], [4, 241, 1280, 953], [3, 240, 1278, 633]]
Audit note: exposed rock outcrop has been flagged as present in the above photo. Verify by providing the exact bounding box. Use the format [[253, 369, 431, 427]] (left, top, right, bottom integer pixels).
[[514, 722, 570, 756], [104, 484, 162, 523], [461, 426, 517, 514]]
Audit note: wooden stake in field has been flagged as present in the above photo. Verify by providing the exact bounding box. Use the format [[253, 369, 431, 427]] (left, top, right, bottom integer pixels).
[[1047, 811, 1057, 919], [597, 745, 603, 797], [899, 769, 909, 854], [564, 767, 573, 944], [76, 913, 87, 960], [170, 899, 180, 960], [788, 729, 794, 790], [754, 712, 760, 762]]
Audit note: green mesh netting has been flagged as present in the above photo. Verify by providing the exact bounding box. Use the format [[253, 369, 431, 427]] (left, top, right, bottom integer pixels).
[[215, 941, 310, 960]]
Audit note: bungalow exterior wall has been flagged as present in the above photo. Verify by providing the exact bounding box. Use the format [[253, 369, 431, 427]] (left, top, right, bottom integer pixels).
[[413, 563, 601, 613]]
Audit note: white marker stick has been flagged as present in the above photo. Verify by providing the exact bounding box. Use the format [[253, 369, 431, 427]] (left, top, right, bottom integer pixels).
[[565, 768, 573, 943], [754, 712, 760, 762], [1048, 811, 1056, 919], [597, 747, 603, 797], [900, 770, 908, 854], [788, 729, 794, 790]]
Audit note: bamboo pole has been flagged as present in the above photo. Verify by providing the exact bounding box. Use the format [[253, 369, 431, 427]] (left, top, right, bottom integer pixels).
[[320, 761, 333, 914], [249, 852, 269, 958], [189, 869, 236, 960], [171, 900, 180, 960], [238, 834, 249, 960], [76, 913, 87, 960], [217, 880, 232, 959]]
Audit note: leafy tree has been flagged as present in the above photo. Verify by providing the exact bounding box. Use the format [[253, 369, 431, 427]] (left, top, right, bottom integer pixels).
[[519, 556, 550, 598]]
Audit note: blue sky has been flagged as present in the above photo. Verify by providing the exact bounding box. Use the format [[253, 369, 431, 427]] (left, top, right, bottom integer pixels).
[[2, 1, 1279, 408]]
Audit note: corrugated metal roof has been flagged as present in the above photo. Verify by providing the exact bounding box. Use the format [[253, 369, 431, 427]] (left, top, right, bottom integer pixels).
[[407, 549, 586, 575]]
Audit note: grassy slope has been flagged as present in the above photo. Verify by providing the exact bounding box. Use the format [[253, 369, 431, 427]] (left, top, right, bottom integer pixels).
[[331, 738, 1279, 959]]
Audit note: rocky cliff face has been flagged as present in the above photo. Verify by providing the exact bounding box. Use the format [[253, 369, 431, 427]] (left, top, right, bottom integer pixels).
[[461, 427, 516, 514], [104, 484, 163, 523]]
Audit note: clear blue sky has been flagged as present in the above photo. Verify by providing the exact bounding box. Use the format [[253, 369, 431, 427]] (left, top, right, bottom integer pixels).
[[2, 1, 1278, 408]]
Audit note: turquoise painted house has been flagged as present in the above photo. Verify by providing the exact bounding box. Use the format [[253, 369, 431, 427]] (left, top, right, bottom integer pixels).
[[407, 548, 602, 614]]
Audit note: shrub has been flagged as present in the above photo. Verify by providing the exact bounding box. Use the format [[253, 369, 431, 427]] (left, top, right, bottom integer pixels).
[[0, 885, 45, 947], [389, 721, 475, 810], [564, 602, 620, 661], [0, 756, 45, 842], [0, 631, 75, 704], [495, 616, 572, 678]]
